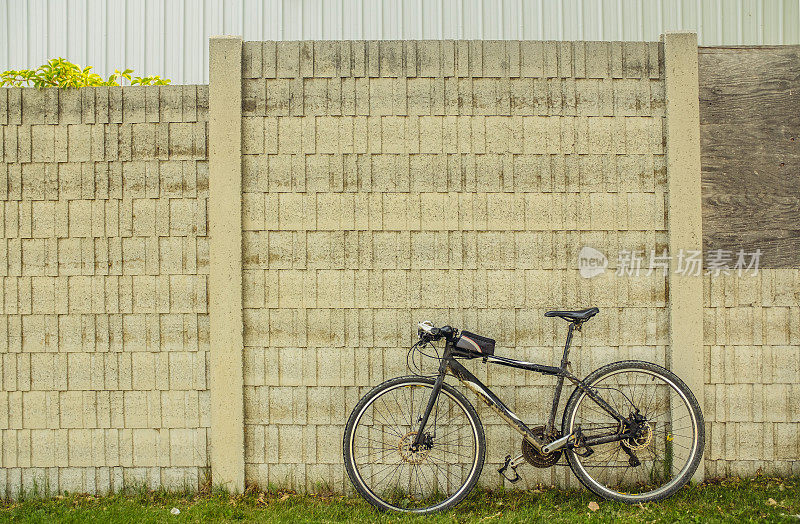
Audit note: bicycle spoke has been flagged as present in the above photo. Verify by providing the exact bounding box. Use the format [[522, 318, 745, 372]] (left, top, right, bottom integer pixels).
[[347, 380, 480, 511], [566, 366, 701, 500]]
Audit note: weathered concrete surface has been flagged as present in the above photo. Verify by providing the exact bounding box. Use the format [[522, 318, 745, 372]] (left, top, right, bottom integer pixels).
[[0, 83, 211, 495], [4, 34, 796, 496], [238, 39, 671, 491], [209, 35, 245, 492], [664, 31, 704, 482]]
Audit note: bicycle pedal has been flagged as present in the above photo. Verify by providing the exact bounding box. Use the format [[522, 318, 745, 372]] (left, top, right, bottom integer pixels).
[[569, 428, 593, 458], [498, 454, 522, 483]]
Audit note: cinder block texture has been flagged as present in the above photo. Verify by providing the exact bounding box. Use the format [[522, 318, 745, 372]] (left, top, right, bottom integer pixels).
[[0, 85, 210, 496], [3, 38, 789, 495], [239, 40, 670, 491], [703, 269, 800, 478]]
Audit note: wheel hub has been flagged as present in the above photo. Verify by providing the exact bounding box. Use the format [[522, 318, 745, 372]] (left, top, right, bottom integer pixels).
[[622, 420, 654, 450], [398, 431, 431, 464]]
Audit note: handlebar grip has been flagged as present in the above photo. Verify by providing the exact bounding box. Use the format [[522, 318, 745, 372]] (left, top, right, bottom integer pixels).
[[417, 321, 457, 341], [418, 321, 435, 334]]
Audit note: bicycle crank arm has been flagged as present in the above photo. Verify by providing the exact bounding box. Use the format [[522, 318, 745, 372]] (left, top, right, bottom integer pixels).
[[542, 433, 574, 454]]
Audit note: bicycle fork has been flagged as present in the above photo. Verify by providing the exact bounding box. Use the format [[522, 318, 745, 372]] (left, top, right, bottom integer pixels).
[[410, 350, 449, 451]]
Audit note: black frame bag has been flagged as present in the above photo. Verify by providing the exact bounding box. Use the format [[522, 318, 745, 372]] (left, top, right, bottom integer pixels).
[[455, 331, 495, 357]]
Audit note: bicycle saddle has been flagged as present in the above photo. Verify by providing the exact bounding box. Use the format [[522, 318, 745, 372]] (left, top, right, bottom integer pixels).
[[544, 307, 599, 322]]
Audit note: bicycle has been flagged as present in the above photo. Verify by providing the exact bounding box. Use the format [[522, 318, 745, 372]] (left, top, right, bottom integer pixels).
[[343, 307, 704, 513]]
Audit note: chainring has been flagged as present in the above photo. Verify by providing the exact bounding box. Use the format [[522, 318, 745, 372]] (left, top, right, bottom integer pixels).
[[522, 426, 562, 468]]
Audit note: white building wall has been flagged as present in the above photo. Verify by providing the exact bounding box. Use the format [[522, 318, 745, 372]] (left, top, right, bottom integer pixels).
[[1, 0, 799, 84]]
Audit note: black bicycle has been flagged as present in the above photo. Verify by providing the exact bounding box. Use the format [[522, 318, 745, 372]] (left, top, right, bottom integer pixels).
[[343, 307, 704, 513]]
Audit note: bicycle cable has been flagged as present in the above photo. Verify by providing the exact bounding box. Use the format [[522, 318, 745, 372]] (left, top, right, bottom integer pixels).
[[590, 385, 641, 415], [406, 338, 442, 378]]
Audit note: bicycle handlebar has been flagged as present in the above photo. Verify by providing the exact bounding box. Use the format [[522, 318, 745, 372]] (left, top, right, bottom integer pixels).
[[418, 321, 435, 334], [417, 321, 456, 341]]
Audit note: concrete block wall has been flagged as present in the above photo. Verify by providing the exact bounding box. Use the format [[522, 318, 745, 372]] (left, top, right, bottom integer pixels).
[[0, 86, 211, 495], [237, 40, 670, 491], [704, 269, 800, 477], [1, 35, 793, 496]]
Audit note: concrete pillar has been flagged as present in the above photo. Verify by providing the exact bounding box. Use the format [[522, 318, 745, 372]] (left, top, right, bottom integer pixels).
[[663, 32, 704, 482], [208, 35, 245, 492]]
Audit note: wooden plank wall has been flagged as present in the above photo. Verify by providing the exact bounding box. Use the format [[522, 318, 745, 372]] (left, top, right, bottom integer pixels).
[[699, 46, 800, 268]]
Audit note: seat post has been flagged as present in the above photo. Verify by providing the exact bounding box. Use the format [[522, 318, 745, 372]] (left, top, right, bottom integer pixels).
[[560, 322, 577, 368]]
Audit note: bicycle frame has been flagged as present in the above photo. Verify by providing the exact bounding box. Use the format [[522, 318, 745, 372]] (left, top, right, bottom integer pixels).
[[412, 323, 631, 453]]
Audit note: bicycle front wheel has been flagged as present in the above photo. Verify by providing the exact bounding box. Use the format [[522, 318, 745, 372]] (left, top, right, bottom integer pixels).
[[562, 360, 704, 503], [343, 376, 485, 514]]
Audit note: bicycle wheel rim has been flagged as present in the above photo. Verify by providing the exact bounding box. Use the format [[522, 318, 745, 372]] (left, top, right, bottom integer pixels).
[[347, 381, 481, 513], [566, 368, 701, 500]]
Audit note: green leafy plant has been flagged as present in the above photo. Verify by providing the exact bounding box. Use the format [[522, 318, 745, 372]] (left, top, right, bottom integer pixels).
[[0, 58, 171, 88]]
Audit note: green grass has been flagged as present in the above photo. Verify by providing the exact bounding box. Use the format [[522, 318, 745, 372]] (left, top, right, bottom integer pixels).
[[1, 477, 798, 523]]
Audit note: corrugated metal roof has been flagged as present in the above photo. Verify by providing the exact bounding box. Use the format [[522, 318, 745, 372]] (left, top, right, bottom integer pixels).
[[2, 0, 799, 84]]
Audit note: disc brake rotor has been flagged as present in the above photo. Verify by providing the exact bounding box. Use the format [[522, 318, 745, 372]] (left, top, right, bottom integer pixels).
[[398, 431, 430, 464], [622, 422, 653, 451]]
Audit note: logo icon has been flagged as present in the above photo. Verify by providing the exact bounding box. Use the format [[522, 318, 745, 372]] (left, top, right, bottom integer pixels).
[[578, 246, 608, 279]]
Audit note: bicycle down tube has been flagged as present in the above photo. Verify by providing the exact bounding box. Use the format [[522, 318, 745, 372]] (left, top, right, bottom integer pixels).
[[446, 356, 547, 450]]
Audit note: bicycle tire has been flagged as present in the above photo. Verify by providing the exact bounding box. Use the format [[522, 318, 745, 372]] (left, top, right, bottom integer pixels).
[[562, 360, 704, 504], [343, 376, 485, 514]]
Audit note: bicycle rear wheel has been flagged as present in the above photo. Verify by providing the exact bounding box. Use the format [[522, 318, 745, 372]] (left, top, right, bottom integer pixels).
[[562, 360, 704, 503], [343, 376, 485, 514]]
